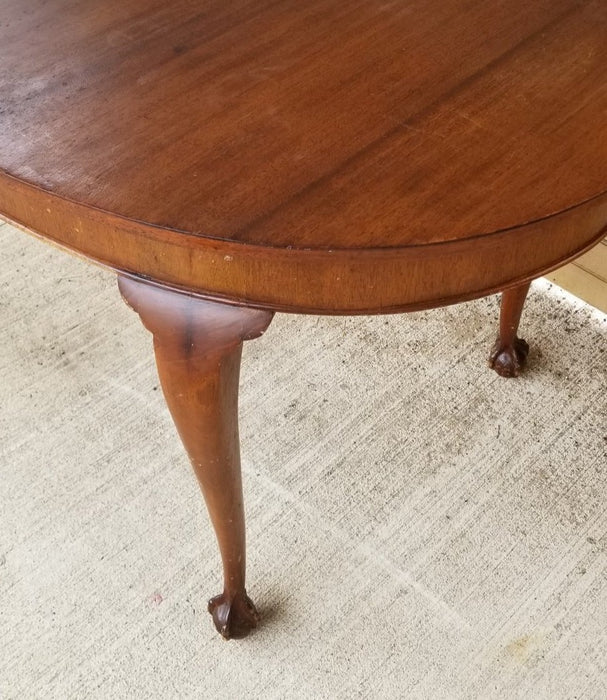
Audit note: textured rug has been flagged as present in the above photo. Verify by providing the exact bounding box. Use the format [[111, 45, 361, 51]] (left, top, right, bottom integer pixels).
[[1, 219, 606, 699]]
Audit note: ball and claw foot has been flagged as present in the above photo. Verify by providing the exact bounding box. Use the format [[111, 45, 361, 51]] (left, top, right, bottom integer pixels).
[[488, 336, 530, 378], [208, 591, 260, 639]]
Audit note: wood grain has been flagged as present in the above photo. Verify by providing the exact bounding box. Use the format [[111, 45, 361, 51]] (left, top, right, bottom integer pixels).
[[118, 275, 273, 639], [2, 1, 606, 641], [1, 0, 606, 312]]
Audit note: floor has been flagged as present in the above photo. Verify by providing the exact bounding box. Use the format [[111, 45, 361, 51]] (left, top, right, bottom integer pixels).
[[1, 220, 606, 699], [547, 239, 607, 313]]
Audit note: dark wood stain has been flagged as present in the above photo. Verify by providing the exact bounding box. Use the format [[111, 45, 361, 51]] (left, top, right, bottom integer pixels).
[[118, 275, 273, 639], [0, 0, 605, 314], [1, 0, 606, 639]]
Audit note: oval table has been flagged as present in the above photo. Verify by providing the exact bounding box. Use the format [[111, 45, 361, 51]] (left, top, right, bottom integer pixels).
[[1, 0, 606, 639]]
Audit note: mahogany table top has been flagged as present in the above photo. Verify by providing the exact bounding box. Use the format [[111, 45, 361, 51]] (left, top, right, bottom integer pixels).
[[1, 0, 606, 312]]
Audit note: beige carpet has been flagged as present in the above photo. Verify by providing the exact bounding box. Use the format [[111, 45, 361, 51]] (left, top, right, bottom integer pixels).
[[1, 219, 606, 699]]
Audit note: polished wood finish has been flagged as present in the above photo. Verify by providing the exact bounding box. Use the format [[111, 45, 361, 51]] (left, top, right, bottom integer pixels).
[[118, 275, 273, 639], [1, 1, 606, 640], [489, 282, 532, 378], [0, 0, 606, 313]]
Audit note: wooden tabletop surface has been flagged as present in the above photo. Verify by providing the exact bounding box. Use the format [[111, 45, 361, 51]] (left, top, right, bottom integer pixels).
[[1, 0, 606, 312]]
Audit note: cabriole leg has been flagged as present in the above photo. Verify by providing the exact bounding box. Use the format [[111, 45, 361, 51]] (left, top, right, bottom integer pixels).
[[118, 275, 273, 639], [488, 281, 532, 378]]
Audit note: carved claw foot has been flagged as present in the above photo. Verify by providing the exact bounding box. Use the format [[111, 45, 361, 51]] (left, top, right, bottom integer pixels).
[[488, 336, 530, 378], [208, 591, 260, 639]]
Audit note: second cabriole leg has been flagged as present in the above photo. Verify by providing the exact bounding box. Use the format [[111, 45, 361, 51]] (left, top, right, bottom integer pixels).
[[488, 281, 532, 378], [118, 275, 273, 639]]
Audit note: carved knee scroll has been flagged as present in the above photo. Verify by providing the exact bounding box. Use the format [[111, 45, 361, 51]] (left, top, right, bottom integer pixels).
[[118, 275, 273, 639]]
